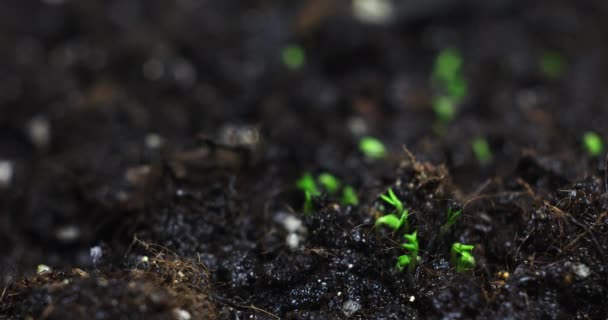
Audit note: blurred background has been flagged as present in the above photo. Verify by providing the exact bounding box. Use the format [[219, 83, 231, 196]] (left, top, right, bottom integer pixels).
[[2, 0, 608, 292]]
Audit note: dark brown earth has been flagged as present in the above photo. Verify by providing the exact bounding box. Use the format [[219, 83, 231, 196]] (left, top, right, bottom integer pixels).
[[1, 0, 608, 319]]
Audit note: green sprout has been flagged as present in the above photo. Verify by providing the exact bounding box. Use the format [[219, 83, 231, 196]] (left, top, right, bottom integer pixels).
[[359, 136, 387, 159], [432, 48, 467, 123], [296, 173, 320, 196], [433, 96, 456, 123], [583, 131, 604, 157], [303, 191, 314, 214], [318, 173, 341, 194], [540, 51, 566, 79], [376, 188, 409, 231], [433, 48, 463, 84], [282, 44, 305, 70], [397, 230, 421, 272], [440, 207, 462, 235], [451, 243, 475, 272], [296, 173, 320, 214], [380, 188, 403, 213], [472, 137, 492, 164], [341, 185, 359, 206]]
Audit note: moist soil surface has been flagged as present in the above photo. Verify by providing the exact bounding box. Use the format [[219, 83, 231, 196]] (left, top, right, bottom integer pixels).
[[2, 0, 608, 319]]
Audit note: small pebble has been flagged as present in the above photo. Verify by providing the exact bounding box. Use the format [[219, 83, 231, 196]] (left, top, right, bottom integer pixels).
[[342, 300, 362, 317], [37, 264, 51, 274], [0, 160, 13, 188], [26, 116, 50, 149], [173, 308, 192, 320]]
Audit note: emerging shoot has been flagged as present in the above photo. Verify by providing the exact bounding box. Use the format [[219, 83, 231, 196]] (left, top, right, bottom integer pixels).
[[540, 51, 566, 79], [397, 230, 421, 272], [440, 207, 462, 235], [451, 243, 475, 272], [296, 173, 320, 214], [359, 136, 387, 159], [376, 188, 409, 231], [433, 96, 456, 123], [472, 137, 492, 164], [318, 173, 341, 194], [341, 185, 359, 206], [583, 131, 604, 157], [282, 44, 305, 70], [432, 48, 467, 123], [296, 173, 320, 196]]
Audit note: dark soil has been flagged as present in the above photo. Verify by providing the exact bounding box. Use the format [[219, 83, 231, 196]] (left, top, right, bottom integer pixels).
[[2, 0, 608, 319]]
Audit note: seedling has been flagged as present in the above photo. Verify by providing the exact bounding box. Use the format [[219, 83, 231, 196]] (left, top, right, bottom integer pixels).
[[451, 243, 475, 272], [282, 44, 305, 70], [540, 51, 566, 79], [432, 48, 467, 123], [296, 173, 320, 214], [583, 131, 604, 157], [318, 173, 341, 194], [376, 188, 409, 231], [433, 48, 463, 84], [433, 48, 467, 101], [440, 207, 462, 235], [359, 136, 387, 159], [433, 95, 456, 123], [296, 173, 320, 196], [341, 185, 359, 206], [397, 231, 421, 272], [472, 137, 492, 164], [303, 191, 314, 214]]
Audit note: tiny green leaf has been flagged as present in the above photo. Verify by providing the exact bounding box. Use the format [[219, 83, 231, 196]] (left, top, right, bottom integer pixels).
[[433, 48, 463, 84], [296, 173, 320, 196], [282, 44, 305, 70], [359, 136, 387, 159], [583, 131, 604, 157], [472, 137, 492, 165], [375, 214, 402, 230], [451, 242, 475, 272], [540, 51, 566, 79], [341, 185, 359, 206], [433, 96, 456, 123], [318, 173, 341, 194], [396, 255, 411, 272]]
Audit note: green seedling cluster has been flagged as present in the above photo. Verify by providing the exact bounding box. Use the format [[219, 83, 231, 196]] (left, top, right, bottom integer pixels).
[[296, 172, 359, 213], [432, 48, 467, 123], [396, 231, 421, 273], [583, 131, 604, 157], [359, 136, 387, 159], [282, 44, 305, 70], [540, 51, 566, 79], [375, 186, 477, 273], [472, 137, 492, 165], [376, 188, 409, 231], [451, 243, 475, 272], [440, 207, 462, 235]]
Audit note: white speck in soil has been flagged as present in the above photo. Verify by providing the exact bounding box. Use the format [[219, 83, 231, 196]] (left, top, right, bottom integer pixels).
[[145, 133, 164, 149], [572, 263, 591, 278], [173, 308, 192, 320], [352, 0, 393, 24], [281, 214, 303, 233], [342, 300, 362, 318], [90, 246, 102, 265], [26, 115, 50, 149], [142, 59, 164, 81], [286, 233, 300, 250], [55, 225, 80, 242], [37, 264, 51, 274], [409, 295, 416, 302], [0, 160, 13, 188]]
